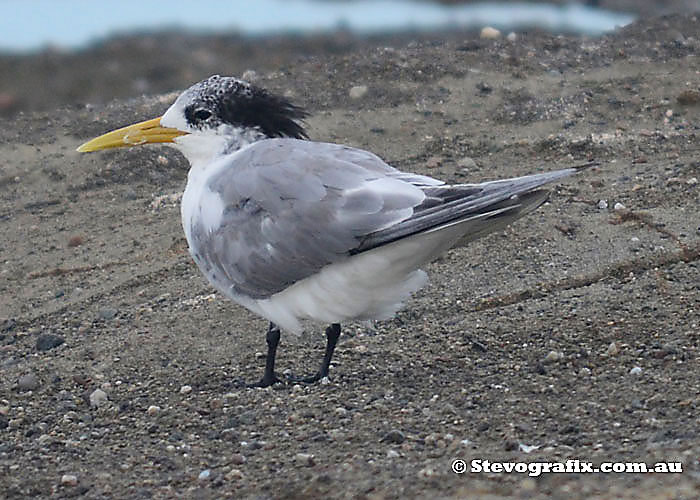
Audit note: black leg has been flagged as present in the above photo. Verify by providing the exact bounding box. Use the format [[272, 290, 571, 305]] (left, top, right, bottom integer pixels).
[[287, 323, 341, 383], [248, 322, 282, 387]]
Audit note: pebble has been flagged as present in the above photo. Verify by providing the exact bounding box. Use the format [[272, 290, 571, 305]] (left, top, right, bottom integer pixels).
[[36, 334, 64, 352], [677, 89, 700, 105], [506, 32, 518, 42], [230, 453, 246, 465], [61, 474, 78, 486], [386, 449, 400, 459], [543, 350, 563, 364], [295, 453, 315, 467], [426, 156, 441, 169], [520, 478, 537, 491], [67, 235, 84, 248], [606, 342, 620, 356], [146, 405, 160, 416], [381, 429, 406, 444], [225, 468, 244, 481], [687, 177, 698, 185], [335, 407, 348, 417], [97, 308, 118, 321], [349, 85, 369, 100], [480, 26, 501, 39], [597, 199, 608, 210], [418, 467, 436, 478], [89, 388, 108, 407], [18, 373, 40, 392], [630, 366, 643, 376], [179, 385, 192, 395], [614, 202, 626, 211], [457, 156, 477, 170], [198, 469, 210, 481]]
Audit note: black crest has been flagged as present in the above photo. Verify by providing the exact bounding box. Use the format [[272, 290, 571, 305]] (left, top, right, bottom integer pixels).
[[184, 75, 308, 139]]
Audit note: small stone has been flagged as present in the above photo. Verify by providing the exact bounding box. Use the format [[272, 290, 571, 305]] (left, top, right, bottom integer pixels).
[[146, 405, 160, 416], [606, 342, 620, 356], [579, 367, 591, 376], [687, 177, 698, 185], [543, 350, 563, 364], [98, 308, 117, 321], [630, 366, 643, 376], [89, 389, 108, 407], [335, 407, 348, 417], [457, 157, 477, 170], [230, 453, 246, 465], [67, 235, 84, 248], [155, 155, 169, 166], [665, 109, 673, 118], [179, 385, 192, 395], [198, 469, 210, 481], [295, 453, 315, 467], [520, 478, 537, 491], [426, 156, 441, 168], [418, 467, 435, 479], [349, 85, 369, 100], [476, 81, 492, 94], [614, 202, 626, 211], [61, 474, 78, 486], [425, 433, 440, 446], [387, 449, 400, 458], [18, 373, 40, 392], [480, 26, 501, 39], [677, 89, 700, 105], [225, 468, 244, 481], [506, 32, 518, 42], [36, 334, 64, 351], [597, 199, 608, 210], [381, 429, 406, 444]]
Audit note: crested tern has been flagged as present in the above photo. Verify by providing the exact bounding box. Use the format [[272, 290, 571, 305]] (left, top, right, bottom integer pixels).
[[78, 75, 589, 387]]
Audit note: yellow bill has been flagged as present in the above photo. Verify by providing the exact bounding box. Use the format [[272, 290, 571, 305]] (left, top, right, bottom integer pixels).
[[76, 117, 187, 152]]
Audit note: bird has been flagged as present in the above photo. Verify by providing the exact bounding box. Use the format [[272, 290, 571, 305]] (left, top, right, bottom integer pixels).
[[78, 74, 589, 387]]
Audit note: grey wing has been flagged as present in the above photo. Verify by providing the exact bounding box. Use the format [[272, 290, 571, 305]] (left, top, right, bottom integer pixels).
[[193, 139, 427, 299], [193, 138, 578, 299]]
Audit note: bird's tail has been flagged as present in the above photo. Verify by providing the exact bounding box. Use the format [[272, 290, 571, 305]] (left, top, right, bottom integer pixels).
[[357, 162, 595, 254]]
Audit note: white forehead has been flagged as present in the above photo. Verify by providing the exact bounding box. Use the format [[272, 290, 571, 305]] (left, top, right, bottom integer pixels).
[[160, 93, 189, 130]]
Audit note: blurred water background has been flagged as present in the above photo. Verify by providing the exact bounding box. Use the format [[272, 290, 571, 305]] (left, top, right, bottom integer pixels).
[[0, 0, 637, 53]]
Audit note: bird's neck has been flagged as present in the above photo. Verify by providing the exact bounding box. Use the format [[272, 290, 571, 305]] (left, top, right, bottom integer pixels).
[[172, 126, 266, 174]]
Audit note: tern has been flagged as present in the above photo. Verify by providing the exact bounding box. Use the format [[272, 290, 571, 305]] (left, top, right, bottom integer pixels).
[[78, 75, 588, 387]]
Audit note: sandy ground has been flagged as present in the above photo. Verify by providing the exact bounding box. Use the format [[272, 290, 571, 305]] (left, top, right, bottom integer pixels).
[[1, 13, 699, 500]]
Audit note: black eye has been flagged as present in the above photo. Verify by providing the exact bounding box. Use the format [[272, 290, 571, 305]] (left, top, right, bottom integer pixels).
[[193, 109, 212, 121]]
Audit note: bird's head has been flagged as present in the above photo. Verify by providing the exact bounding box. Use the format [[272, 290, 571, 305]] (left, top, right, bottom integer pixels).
[[77, 75, 308, 168]]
